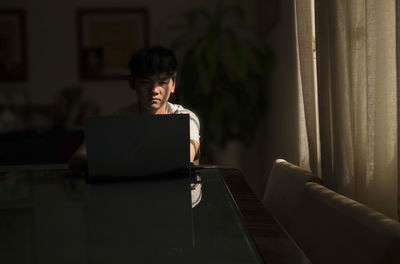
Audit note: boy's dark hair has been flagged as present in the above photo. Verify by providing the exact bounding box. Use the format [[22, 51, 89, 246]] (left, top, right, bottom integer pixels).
[[129, 46, 178, 80]]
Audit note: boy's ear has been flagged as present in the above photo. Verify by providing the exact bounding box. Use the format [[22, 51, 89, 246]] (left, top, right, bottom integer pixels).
[[129, 76, 135, 90], [171, 78, 176, 93]]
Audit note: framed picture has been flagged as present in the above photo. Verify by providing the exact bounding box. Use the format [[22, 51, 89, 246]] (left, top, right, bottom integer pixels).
[[0, 9, 27, 81], [77, 8, 149, 80]]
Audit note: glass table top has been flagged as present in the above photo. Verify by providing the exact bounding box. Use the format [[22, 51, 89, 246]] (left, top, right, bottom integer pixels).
[[0, 168, 264, 263]]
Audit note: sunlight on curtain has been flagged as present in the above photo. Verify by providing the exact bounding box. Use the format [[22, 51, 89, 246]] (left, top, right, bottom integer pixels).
[[294, 0, 320, 177], [313, 0, 398, 219]]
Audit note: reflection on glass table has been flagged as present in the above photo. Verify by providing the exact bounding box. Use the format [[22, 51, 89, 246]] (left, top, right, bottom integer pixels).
[[0, 168, 264, 264]]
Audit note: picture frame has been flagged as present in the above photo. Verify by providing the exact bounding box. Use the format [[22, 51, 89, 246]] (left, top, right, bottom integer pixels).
[[0, 9, 27, 82], [76, 8, 149, 80]]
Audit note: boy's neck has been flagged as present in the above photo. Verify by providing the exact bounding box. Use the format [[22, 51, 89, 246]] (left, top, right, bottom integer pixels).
[[138, 104, 167, 115]]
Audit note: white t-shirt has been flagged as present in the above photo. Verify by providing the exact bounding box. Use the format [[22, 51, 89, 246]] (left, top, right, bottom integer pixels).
[[114, 102, 200, 145]]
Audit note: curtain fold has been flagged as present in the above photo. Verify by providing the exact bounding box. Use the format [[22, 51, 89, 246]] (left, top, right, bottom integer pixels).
[[296, 0, 399, 219], [396, 0, 400, 219], [294, 0, 320, 176]]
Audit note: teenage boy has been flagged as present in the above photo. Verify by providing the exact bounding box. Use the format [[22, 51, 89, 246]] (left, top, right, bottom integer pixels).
[[69, 46, 200, 169]]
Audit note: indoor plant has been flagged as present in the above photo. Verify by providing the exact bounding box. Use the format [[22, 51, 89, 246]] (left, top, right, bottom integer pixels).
[[164, 2, 274, 160]]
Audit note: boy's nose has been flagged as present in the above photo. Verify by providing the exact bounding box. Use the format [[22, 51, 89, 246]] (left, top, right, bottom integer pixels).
[[150, 85, 160, 94]]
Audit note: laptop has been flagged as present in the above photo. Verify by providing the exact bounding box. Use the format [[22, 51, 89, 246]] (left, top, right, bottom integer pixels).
[[85, 113, 190, 179], [84, 114, 195, 256]]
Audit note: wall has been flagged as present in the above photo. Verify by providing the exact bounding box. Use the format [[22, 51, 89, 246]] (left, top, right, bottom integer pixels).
[[240, 0, 300, 197]]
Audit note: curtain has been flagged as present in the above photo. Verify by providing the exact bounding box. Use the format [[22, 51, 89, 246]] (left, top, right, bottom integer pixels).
[[296, 0, 398, 219], [294, 0, 320, 176]]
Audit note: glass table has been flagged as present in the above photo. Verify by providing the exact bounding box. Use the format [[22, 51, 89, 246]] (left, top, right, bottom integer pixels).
[[0, 167, 265, 263]]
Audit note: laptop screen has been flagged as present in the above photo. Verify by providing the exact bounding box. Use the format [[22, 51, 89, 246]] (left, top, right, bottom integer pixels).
[[85, 114, 190, 179]]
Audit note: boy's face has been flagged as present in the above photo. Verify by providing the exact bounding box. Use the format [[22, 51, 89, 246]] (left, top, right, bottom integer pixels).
[[131, 73, 176, 114]]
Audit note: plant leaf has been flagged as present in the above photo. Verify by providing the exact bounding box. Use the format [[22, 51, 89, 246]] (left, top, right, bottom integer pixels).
[[185, 10, 199, 27], [226, 30, 247, 81], [169, 32, 188, 52], [230, 5, 246, 24]]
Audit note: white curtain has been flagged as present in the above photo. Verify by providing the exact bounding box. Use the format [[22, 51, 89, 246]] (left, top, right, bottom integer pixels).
[[294, 0, 320, 177], [295, 0, 398, 220]]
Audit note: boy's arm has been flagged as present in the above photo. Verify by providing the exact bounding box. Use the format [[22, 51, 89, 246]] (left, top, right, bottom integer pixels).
[[190, 139, 199, 163], [68, 140, 88, 169]]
